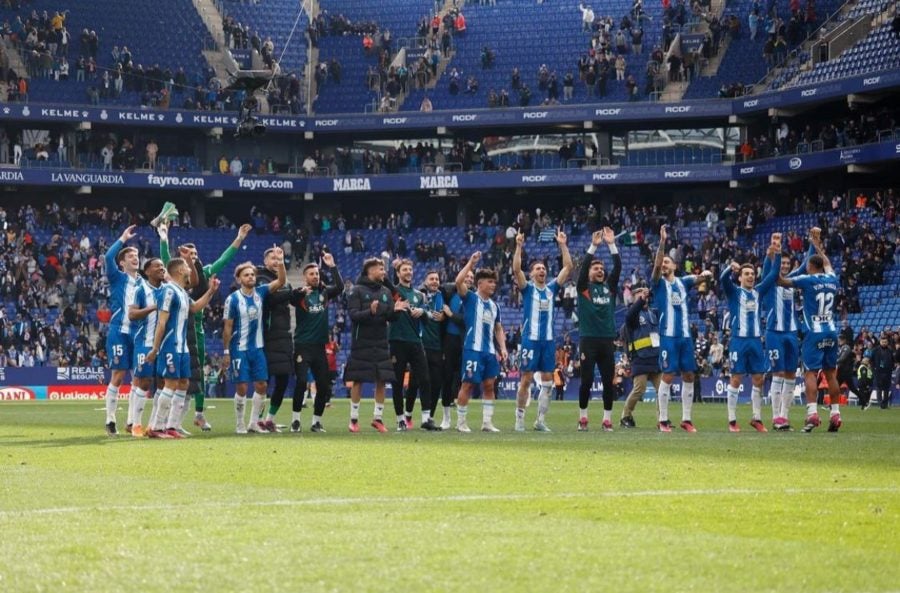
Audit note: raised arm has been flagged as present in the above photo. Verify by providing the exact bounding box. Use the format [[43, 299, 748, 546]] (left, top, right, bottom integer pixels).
[[206, 224, 252, 276], [625, 289, 648, 327], [720, 262, 739, 297], [603, 227, 621, 292], [555, 228, 573, 285], [456, 251, 481, 298], [158, 222, 171, 265], [651, 224, 667, 284], [105, 224, 137, 278], [321, 252, 344, 299], [266, 247, 287, 293], [577, 230, 603, 291], [512, 233, 527, 290], [757, 235, 781, 295], [189, 276, 220, 314]]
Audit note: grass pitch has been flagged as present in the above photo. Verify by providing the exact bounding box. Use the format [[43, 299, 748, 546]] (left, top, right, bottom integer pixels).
[[1, 399, 898, 593]]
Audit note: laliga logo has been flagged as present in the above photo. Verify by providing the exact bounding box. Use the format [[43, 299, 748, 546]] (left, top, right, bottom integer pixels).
[[100, 109, 108, 120], [451, 114, 477, 122], [522, 111, 549, 119], [789, 157, 803, 170]]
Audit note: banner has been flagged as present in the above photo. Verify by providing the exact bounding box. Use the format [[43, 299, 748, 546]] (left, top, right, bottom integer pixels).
[[733, 139, 900, 179]]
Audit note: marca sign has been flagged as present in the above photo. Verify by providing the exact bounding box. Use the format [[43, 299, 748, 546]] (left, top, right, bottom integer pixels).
[[420, 175, 459, 189], [333, 178, 372, 191]]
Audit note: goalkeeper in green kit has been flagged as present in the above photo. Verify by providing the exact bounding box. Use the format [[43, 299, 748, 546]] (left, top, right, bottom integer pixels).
[[158, 217, 252, 432]]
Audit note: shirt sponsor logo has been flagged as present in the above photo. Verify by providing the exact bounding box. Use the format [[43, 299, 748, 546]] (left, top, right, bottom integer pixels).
[[118, 111, 165, 122], [333, 178, 372, 191], [789, 157, 803, 170], [237, 177, 295, 191], [259, 116, 302, 128], [40, 108, 88, 118], [147, 174, 205, 188], [192, 114, 237, 125], [419, 175, 459, 189]]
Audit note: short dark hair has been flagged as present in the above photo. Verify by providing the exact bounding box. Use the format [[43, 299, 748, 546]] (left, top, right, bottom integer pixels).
[[302, 262, 318, 273], [180, 243, 196, 251], [264, 248, 276, 259], [142, 257, 161, 273], [425, 270, 441, 278], [529, 260, 545, 271], [740, 263, 755, 274], [808, 254, 825, 271], [474, 268, 497, 283], [362, 257, 383, 275], [166, 257, 188, 275], [115, 246, 137, 266]]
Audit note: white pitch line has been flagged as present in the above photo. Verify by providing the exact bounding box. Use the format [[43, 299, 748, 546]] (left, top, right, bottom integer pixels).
[[0, 486, 897, 519]]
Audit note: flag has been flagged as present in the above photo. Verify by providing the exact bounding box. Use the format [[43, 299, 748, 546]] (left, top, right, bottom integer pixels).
[[617, 230, 640, 245]]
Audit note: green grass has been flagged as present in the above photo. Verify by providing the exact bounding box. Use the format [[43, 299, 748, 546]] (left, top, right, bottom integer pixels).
[[1, 399, 898, 593]]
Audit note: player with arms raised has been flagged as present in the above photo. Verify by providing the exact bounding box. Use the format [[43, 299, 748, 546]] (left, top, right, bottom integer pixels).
[[511, 228, 572, 432], [776, 227, 843, 433], [651, 225, 712, 432]]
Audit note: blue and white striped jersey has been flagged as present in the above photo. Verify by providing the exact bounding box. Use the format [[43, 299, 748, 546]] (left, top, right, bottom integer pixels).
[[225, 285, 270, 352], [104, 239, 140, 337], [133, 279, 161, 349], [761, 256, 799, 333], [462, 291, 502, 354], [792, 273, 839, 335], [721, 264, 777, 338], [158, 283, 191, 354], [522, 280, 559, 342], [652, 275, 695, 339]]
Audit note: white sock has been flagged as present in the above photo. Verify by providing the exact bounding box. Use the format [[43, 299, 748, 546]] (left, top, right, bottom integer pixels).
[[780, 379, 795, 420], [104, 385, 119, 424], [126, 389, 137, 426], [537, 382, 552, 421], [421, 409, 431, 424], [350, 402, 360, 420], [156, 388, 174, 430], [682, 381, 695, 422], [166, 390, 186, 429], [602, 409, 612, 423], [482, 400, 495, 425], [579, 407, 588, 420], [726, 385, 739, 422], [132, 387, 148, 426], [292, 411, 301, 422], [442, 405, 452, 423], [147, 389, 162, 430], [657, 381, 671, 422], [250, 392, 266, 425], [312, 414, 322, 425], [770, 377, 784, 419], [267, 411, 277, 422], [175, 389, 190, 428], [806, 402, 817, 416], [831, 403, 840, 415], [515, 407, 526, 420], [750, 385, 762, 420], [457, 404, 468, 425], [373, 402, 384, 420], [234, 394, 247, 426]]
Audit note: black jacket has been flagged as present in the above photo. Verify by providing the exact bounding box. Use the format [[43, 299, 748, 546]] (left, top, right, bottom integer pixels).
[[344, 275, 397, 382], [255, 265, 293, 375]]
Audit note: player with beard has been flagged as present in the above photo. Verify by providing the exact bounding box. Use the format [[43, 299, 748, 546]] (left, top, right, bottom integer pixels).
[[279, 251, 343, 432], [512, 228, 572, 432], [576, 228, 621, 431], [127, 257, 166, 437], [439, 270, 472, 429], [255, 246, 296, 432], [410, 270, 450, 429]]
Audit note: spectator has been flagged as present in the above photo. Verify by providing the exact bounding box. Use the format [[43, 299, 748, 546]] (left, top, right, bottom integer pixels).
[[230, 156, 243, 176]]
